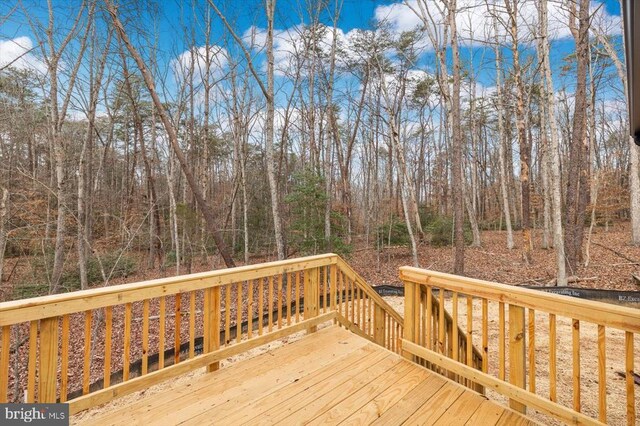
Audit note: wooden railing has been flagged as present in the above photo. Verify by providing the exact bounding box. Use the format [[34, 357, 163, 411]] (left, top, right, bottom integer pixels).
[[400, 266, 640, 426], [0, 254, 402, 414], [334, 258, 404, 353]]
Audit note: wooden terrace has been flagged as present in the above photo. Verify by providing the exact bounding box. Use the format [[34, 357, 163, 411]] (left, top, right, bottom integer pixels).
[[0, 254, 638, 425], [77, 326, 532, 426]]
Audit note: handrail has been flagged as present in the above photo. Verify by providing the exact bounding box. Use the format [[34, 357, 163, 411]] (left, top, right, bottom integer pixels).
[[0, 254, 336, 326], [400, 266, 638, 426], [336, 258, 403, 324], [400, 267, 640, 334]]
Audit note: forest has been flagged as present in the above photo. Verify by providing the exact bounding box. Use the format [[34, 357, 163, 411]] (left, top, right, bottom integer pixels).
[[0, 0, 639, 300]]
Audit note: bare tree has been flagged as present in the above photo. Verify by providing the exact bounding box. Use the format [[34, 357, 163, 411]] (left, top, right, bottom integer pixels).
[[594, 26, 640, 246], [208, 0, 286, 260], [564, 0, 591, 273], [537, 0, 567, 285], [105, 0, 236, 267]]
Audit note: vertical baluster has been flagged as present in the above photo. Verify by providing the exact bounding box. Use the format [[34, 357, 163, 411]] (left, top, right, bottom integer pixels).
[[386, 314, 391, 349], [26, 321, 37, 402], [625, 332, 635, 426], [259, 279, 264, 335], [528, 309, 535, 393], [83, 311, 92, 395], [426, 287, 432, 350], [330, 265, 337, 314], [549, 313, 557, 402], [236, 282, 242, 343], [350, 278, 355, 324], [323, 267, 328, 313], [343, 275, 348, 321], [277, 275, 283, 329], [598, 325, 606, 423], [295, 272, 301, 323], [482, 299, 488, 374], [174, 294, 181, 365], [498, 301, 505, 381], [60, 315, 69, 402], [142, 300, 149, 373], [339, 272, 345, 319], [124, 303, 131, 380], [356, 286, 361, 326], [572, 319, 580, 412], [225, 285, 231, 343], [420, 291, 426, 352], [248, 280, 254, 338], [363, 294, 368, 335], [452, 292, 459, 363], [368, 295, 373, 336], [466, 296, 473, 367], [438, 288, 445, 354], [287, 273, 292, 325], [188, 292, 195, 359], [159, 297, 165, 369], [268, 276, 274, 332], [0, 326, 9, 402], [104, 307, 112, 387]]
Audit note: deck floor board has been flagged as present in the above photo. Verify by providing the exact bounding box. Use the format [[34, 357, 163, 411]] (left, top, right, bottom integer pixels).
[[80, 326, 535, 426]]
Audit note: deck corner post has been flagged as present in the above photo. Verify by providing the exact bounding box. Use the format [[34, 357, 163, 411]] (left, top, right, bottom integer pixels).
[[304, 267, 320, 333], [204, 286, 221, 372], [508, 304, 526, 414], [402, 280, 418, 361], [373, 304, 385, 346], [38, 316, 59, 403]]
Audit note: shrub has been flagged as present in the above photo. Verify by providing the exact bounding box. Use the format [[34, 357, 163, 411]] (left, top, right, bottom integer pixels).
[[377, 215, 411, 246], [427, 216, 472, 247], [285, 169, 352, 256]]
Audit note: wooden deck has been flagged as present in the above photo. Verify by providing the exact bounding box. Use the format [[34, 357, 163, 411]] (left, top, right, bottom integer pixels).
[[80, 326, 535, 426]]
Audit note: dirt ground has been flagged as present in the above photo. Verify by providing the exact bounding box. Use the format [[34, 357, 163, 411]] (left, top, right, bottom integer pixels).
[[352, 224, 640, 292], [382, 296, 640, 426]]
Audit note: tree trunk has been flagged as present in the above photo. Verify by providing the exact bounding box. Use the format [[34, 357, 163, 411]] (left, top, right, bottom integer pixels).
[[505, 0, 532, 264], [538, 0, 567, 285], [564, 0, 591, 273], [492, 14, 515, 249], [265, 0, 286, 259], [450, 0, 465, 275], [0, 188, 8, 284]]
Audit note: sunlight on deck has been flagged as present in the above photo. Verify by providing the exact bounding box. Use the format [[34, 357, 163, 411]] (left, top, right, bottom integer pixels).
[[78, 326, 535, 426]]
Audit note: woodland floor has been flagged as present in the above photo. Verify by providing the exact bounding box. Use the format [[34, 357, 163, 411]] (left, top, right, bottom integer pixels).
[[354, 223, 640, 292], [3, 223, 639, 300]]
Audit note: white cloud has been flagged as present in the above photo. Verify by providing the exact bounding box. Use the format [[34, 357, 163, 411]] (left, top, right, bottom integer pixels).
[[0, 36, 46, 73], [172, 45, 229, 85], [243, 24, 348, 76], [374, 0, 621, 46]]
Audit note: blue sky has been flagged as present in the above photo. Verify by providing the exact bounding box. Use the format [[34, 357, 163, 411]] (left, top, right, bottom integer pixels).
[[0, 0, 627, 110]]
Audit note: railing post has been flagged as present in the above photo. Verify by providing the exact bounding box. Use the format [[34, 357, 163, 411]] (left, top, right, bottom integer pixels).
[[402, 280, 419, 361], [38, 316, 58, 403], [304, 267, 319, 333], [373, 304, 385, 346], [509, 305, 526, 414], [204, 287, 220, 372]]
